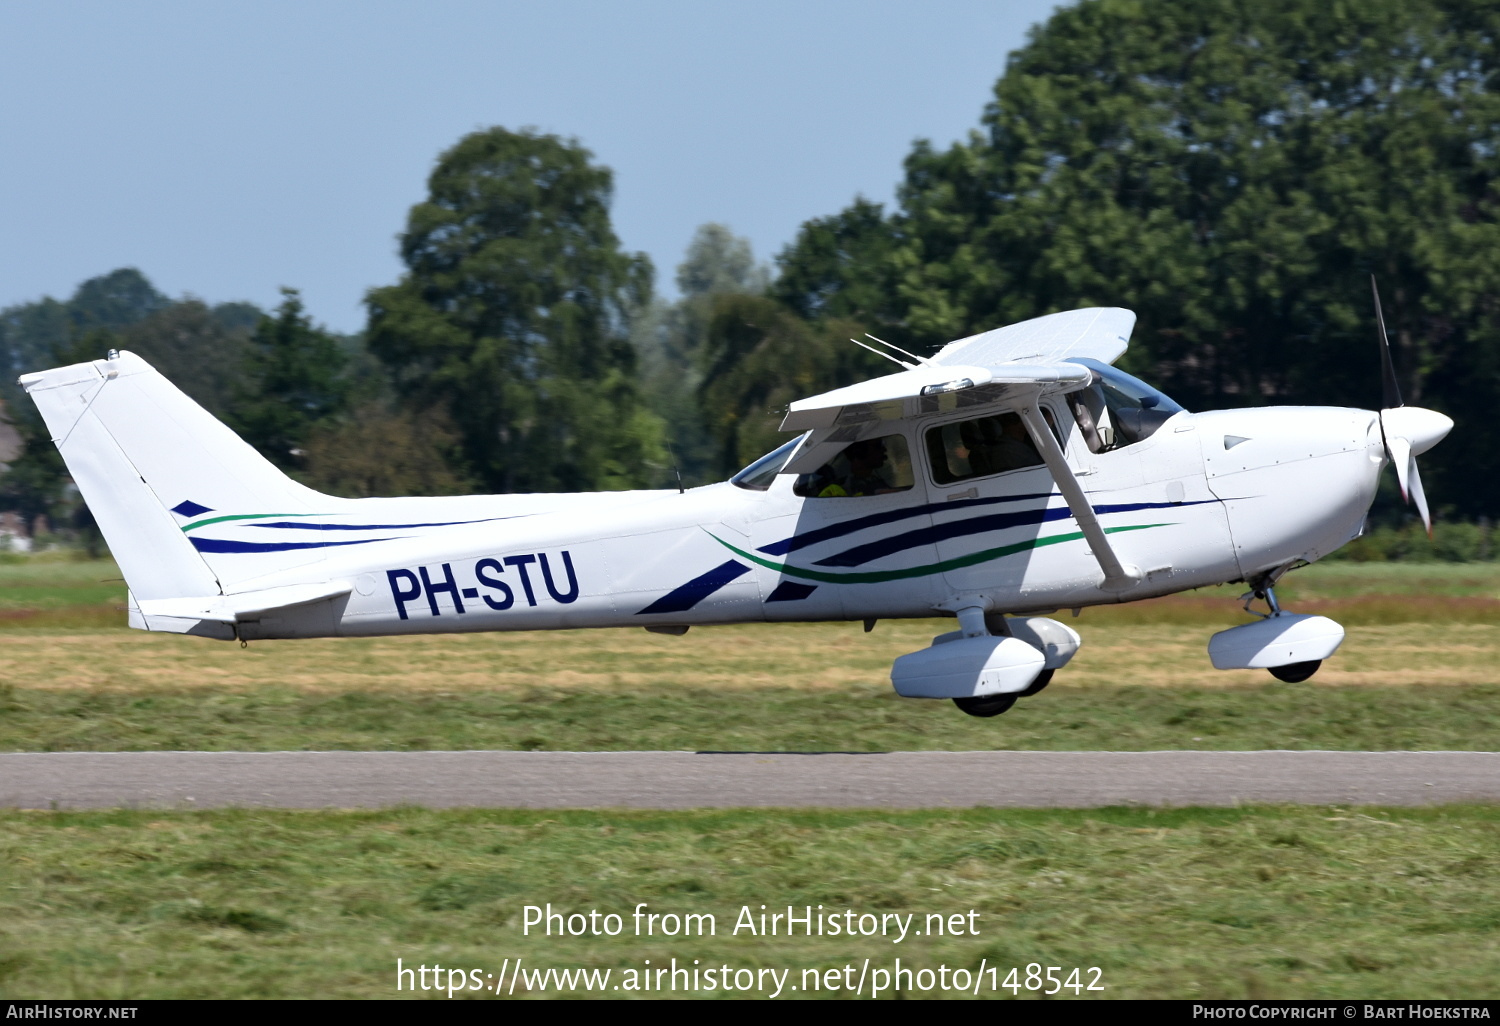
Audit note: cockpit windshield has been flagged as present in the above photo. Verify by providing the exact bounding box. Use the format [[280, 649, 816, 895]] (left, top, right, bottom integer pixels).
[[1063, 358, 1185, 452], [730, 435, 804, 491]]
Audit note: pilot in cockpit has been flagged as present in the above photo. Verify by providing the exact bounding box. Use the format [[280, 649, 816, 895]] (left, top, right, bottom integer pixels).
[[818, 438, 897, 497], [793, 435, 914, 498]]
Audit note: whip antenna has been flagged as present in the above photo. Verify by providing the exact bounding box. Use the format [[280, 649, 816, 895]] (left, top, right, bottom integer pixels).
[[851, 337, 914, 369], [866, 334, 934, 368]]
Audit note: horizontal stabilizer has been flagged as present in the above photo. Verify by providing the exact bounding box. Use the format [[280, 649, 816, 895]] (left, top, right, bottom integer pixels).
[[136, 581, 352, 624]]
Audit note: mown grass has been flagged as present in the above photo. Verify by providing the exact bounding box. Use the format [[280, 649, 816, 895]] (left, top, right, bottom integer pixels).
[[1, 558, 1498, 752], [2, 560, 1497, 1001], [6, 557, 1500, 630], [1, 805, 1497, 999], [4, 674, 1500, 753]]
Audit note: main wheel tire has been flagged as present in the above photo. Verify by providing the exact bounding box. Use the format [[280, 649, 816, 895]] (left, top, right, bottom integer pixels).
[[953, 693, 1018, 718], [1018, 667, 1055, 698], [1268, 660, 1321, 683]]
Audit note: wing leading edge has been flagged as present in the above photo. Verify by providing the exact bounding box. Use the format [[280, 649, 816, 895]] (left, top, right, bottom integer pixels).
[[779, 307, 1134, 435]]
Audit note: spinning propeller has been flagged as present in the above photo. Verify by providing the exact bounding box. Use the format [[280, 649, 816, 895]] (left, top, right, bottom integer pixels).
[[1370, 276, 1454, 535]]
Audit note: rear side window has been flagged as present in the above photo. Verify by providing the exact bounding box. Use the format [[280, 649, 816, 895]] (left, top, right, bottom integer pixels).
[[924, 411, 1043, 486]]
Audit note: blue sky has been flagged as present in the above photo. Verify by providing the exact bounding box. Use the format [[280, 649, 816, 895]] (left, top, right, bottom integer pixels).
[[0, 1, 1060, 332]]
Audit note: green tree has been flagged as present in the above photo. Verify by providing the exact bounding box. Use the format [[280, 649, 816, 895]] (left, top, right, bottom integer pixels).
[[0, 271, 270, 550], [0, 400, 70, 539], [301, 402, 470, 498], [122, 301, 252, 418], [698, 295, 886, 473], [230, 289, 349, 471], [0, 328, 124, 541], [0, 268, 169, 390], [771, 198, 901, 328], [635, 224, 769, 485], [773, 0, 1500, 516], [366, 127, 662, 493]]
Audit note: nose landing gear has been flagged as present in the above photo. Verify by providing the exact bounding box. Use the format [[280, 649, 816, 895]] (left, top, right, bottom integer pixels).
[[1269, 660, 1322, 683], [1246, 583, 1323, 681], [1207, 575, 1346, 680]]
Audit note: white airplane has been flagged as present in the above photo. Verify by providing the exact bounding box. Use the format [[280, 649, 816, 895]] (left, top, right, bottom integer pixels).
[[21, 294, 1452, 717]]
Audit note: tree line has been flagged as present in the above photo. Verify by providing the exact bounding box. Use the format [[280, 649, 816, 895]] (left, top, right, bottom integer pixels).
[[3, 0, 1499, 549]]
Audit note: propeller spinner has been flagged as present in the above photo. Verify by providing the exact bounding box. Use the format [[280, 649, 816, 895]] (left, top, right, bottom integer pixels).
[[1370, 276, 1453, 534]]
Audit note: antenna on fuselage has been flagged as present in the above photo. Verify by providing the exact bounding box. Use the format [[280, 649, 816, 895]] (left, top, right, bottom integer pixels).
[[850, 336, 914, 369], [665, 440, 684, 494], [865, 334, 935, 368]]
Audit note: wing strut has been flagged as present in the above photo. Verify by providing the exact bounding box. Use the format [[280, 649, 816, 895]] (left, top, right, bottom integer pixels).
[[1016, 404, 1142, 594]]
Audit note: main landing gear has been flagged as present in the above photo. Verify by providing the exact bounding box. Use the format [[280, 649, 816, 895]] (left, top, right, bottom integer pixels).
[[890, 609, 1080, 718], [953, 693, 1017, 718], [952, 666, 1056, 717]]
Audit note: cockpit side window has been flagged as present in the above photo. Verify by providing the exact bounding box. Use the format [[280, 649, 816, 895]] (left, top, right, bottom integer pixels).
[[793, 434, 914, 498], [1064, 358, 1185, 453]]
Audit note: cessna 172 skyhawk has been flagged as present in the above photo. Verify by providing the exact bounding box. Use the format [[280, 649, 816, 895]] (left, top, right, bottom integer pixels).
[[21, 298, 1452, 717]]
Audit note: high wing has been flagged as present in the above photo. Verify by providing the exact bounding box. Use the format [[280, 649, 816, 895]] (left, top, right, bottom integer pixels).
[[779, 306, 1144, 593], [780, 306, 1134, 463], [929, 305, 1132, 368], [780, 307, 1133, 437]]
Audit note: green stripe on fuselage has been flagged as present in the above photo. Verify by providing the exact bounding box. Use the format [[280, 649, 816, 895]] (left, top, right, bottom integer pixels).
[[709, 524, 1169, 584], [180, 513, 323, 533]]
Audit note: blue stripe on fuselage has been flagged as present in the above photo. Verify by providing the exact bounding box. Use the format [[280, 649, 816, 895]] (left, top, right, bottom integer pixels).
[[757, 492, 1055, 557], [248, 518, 513, 531], [189, 537, 401, 554], [813, 499, 1221, 568], [637, 560, 752, 615]]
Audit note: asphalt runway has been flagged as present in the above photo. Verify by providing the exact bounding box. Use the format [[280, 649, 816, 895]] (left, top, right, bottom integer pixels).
[[2, 750, 1498, 809]]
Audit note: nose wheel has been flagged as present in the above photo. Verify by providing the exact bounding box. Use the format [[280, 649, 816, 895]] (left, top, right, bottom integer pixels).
[[1269, 660, 1321, 683]]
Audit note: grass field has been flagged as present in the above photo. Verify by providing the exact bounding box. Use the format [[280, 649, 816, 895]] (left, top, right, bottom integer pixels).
[[2, 805, 1497, 999], [1, 556, 1499, 752], [3, 557, 1499, 1000]]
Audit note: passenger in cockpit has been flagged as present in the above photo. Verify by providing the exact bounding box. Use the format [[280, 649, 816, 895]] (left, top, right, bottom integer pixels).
[[964, 413, 1040, 476]]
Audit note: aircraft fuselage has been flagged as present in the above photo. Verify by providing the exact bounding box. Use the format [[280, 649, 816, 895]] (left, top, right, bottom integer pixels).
[[174, 404, 1383, 642]]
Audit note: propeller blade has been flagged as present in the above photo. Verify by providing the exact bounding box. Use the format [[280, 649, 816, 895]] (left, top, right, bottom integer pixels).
[[1407, 453, 1432, 537], [1380, 406, 1447, 536], [1371, 275, 1403, 410], [1385, 428, 1412, 501]]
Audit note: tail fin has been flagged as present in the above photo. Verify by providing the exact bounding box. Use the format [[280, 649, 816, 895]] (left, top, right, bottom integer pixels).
[[21, 351, 327, 601]]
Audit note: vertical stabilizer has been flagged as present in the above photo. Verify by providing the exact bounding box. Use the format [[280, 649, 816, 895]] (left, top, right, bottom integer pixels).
[[21, 351, 325, 601]]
